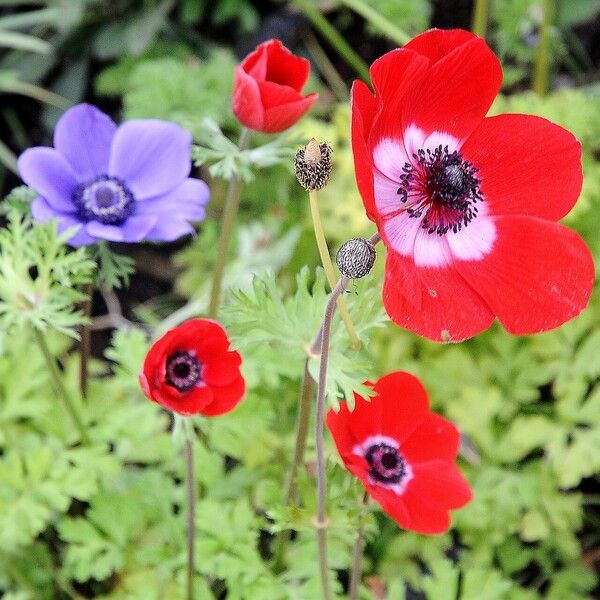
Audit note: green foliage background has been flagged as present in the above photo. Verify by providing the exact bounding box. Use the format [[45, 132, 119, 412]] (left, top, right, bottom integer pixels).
[[0, 0, 599, 598]]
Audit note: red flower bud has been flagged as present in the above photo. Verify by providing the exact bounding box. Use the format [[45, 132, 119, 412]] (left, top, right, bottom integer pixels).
[[232, 39, 317, 134]]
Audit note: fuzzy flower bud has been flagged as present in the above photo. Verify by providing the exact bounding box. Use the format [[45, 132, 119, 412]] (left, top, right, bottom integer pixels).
[[336, 237, 376, 279], [294, 138, 332, 191]]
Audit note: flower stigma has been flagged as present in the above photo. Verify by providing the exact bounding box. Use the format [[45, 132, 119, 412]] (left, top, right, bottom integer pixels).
[[397, 145, 482, 235], [73, 175, 135, 225], [166, 350, 202, 392]]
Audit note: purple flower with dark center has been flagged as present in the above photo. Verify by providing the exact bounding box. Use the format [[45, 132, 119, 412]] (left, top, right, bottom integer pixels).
[[18, 103, 209, 246]]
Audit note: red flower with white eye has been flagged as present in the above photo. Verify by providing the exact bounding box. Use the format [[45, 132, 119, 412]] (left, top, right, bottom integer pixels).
[[351, 28, 594, 342], [139, 319, 245, 417], [232, 39, 317, 134], [326, 372, 472, 534]]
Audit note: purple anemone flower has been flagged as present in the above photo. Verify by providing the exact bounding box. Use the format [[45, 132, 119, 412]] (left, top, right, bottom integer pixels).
[[18, 103, 209, 246]]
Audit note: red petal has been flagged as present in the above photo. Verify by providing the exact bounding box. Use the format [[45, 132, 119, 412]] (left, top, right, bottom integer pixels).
[[402, 413, 460, 465], [261, 93, 316, 133], [383, 250, 495, 342], [202, 350, 242, 386], [368, 49, 428, 141], [200, 376, 245, 417], [366, 483, 412, 530], [409, 462, 473, 509], [264, 39, 311, 91], [454, 216, 594, 335], [400, 488, 452, 534], [326, 402, 357, 456], [351, 80, 381, 222], [232, 66, 265, 131], [149, 384, 213, 416], [404, 28, 479, 63], [462, 114, 583, 221], [401, 37, 502, 142]]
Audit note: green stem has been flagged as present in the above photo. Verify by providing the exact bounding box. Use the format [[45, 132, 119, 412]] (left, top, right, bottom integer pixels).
[[315, 277, 349, 600], [308, 188, 360, 350], [207, 127, 252, 318], [184, 420, 196, 600], [339, 0, 410, 45], [79, 282, 93, 399], [33, 329, 90, 444], [349, 491, 369, 600], [533, 0, 554, 96], [271, 359, 315, 572], [471, 0, 490, 38], [293, 0, 371, 83]]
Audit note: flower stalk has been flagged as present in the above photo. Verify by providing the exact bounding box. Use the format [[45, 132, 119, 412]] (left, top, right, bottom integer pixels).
[[79, 282, 93, 399], [471, 0, 490, 38], [314, 275, 349, 600], [349, 491, 369, 600], [33, 328, 90, 444], [183, 418, 196, 600], [271, 358, 315, 572], [207, 127, 252, 318], [533, 0, 555, 96]]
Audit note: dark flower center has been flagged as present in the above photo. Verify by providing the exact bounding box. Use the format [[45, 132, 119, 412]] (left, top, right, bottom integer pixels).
[[165, 350, 202, 392], [397, 145, 482, 235], [73, 175, 135, 225], [365, 442, 407, 485]]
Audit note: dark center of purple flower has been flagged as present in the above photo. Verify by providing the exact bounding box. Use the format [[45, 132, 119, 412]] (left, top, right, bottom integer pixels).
[[165, 350, 202, 392], [73, 175, 135, 225], [397, 145, 482, 235], [365, 442, 407, 485]]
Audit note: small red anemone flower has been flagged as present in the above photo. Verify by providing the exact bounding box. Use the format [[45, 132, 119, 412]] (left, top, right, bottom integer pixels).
[[326, 372, 472, 534], [351, 28, 594, 342], [232, 39, 317, 133], [139, 319, 245, 417]]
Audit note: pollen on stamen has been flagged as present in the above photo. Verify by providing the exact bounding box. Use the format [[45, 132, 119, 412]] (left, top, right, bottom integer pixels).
[[395, 145, 483, 236]]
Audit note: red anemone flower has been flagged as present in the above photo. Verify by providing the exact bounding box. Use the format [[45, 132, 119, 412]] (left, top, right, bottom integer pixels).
[[232, 39, 317, 133], [326, 372, 472, 534], [139, 319, 245, 417], [351, 28, 594, 342]]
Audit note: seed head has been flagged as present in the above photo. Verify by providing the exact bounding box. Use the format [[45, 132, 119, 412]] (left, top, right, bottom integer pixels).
[[294, 138, 333, 191], [336, 238, 376, 279]]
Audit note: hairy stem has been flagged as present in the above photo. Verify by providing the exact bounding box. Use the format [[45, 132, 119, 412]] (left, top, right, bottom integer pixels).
[[79, 282, 93, 399], [271, 359, 316, 572], [315, 276, 349, 600], [533, 0, 555, 96], [293, 0, 371, 83], [33, 328, 89, 444], [207, 127, 252, 318], [184, 421, 196, 600], [471, 0, 490, 38], [308, 189, 360, 350], [349, 491, 369, 600]]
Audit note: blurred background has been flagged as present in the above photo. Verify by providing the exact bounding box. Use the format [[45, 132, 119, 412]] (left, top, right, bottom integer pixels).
[[1, 1, 600, 598]]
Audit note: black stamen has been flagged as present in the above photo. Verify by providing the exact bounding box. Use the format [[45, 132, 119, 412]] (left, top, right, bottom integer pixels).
[[166, 350, 202, 392], [365, 442, 407, 485]]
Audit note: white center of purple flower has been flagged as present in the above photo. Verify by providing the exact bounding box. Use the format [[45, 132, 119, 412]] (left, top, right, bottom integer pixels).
[[166, 350, 202, 392], [365, 442, 407, 485], [73, 175, 135, 225], [397, 145, 482, 236]]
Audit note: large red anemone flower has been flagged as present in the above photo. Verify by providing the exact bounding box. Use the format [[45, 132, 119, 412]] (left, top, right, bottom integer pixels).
[[139, 319, 245, 417], [351, 28, 594, 342], [326, 372, 472, 534]]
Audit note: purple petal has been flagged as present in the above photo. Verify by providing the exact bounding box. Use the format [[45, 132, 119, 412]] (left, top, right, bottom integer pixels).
[[54, 103, 117, 181], [108, 120, 192, 200], [86, 215, 158, 243], [18, 148, 78, 212], [145, 219, 195, 242], [135, 178, 209, 221], [31, 197, 95, 247]]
